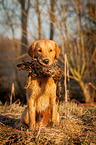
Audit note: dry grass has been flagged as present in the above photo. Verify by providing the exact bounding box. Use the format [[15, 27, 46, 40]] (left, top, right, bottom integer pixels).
[[0, 101, 96, 145]]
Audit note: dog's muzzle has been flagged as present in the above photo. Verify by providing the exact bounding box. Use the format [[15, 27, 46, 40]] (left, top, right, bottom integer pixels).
[[43, 59, 49, 64], [37, 58, 50, 66]]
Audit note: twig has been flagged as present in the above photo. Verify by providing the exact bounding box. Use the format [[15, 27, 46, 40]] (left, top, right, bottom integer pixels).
[[88, 83, 96, 90], [65, 54, 67, 102], [35, 124, 42, 139], [2, 113, 21, 116], [0, 122, 5, 126]]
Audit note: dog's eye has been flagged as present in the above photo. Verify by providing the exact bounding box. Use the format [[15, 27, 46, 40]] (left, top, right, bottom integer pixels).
[[38, 49, 42, 53], [50, 49, 52, 52]]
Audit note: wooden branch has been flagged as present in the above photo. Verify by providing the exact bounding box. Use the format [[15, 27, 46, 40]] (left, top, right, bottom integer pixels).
[[65, 54, 67, 102], [88, 83, 96, 90]]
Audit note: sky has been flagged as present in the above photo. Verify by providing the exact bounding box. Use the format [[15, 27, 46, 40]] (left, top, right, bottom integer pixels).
[[0, 0, 95, 45], [0, 0, 50, 40]]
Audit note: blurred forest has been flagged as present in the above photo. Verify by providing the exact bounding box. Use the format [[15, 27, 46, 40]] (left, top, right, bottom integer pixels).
[[0, 0, 96, 104]]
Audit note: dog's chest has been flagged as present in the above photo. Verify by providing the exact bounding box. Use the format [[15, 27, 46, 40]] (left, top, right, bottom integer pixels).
[[27, 78, 56, 112]]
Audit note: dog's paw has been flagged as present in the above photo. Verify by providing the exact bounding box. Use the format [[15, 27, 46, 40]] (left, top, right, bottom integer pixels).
[[29, 124, 35, 131]]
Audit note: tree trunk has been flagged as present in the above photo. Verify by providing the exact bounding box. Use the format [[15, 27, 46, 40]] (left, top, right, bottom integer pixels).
[[50, 0, 54, 40], [37, 0, 42, 39], [79, 79, 91, 103], [20, 0, 30, 55], [21, 11, 28, 54]]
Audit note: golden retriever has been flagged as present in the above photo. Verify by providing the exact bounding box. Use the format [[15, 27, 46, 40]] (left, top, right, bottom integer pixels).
[[20, 39, 60, 130]]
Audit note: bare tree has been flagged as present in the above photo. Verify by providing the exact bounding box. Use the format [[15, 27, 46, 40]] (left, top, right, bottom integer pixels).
[[1, 0, 28, 102], [1, 0, 96, 103], [47, 0, 96, 103], [19, 0, 30, 54], [36, 0, 42, 39], [50, 0, 55, 40]]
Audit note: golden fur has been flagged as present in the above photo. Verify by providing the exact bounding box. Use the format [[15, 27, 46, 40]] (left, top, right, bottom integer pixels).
[[21, 39, 60, 130]]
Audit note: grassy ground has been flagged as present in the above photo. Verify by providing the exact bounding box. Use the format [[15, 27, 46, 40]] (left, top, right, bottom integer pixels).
[[0, 101, 96, 145]]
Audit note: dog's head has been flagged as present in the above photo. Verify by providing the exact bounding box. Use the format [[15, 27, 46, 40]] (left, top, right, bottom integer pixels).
[[28, 39, 60, 66]]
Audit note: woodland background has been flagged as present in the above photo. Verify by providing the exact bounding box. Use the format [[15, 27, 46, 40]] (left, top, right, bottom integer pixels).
[[0, 0, 96, 104], [0, 0, 96, 144]]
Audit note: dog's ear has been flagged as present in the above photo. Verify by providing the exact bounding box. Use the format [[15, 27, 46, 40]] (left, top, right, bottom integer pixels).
[[28, 42, 36, 58], [54, 42, 60, 59]]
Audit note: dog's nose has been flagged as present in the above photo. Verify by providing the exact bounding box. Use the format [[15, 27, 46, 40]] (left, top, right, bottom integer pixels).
[[43, 59, 49, 64]]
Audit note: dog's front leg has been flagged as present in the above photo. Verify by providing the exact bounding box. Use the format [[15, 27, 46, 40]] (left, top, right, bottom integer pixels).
[[51, 97, 57, 123], [28, 98, 36, 130]]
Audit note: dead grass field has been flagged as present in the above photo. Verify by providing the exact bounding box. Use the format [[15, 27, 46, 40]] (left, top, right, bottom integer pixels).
[[0, 101, 96, 145]]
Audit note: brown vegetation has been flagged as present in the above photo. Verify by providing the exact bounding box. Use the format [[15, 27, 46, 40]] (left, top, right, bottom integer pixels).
[[0, 102, 96, 144]]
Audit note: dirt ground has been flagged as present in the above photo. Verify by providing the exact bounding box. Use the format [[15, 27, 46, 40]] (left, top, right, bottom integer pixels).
[[0, 102, 96, 145]]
